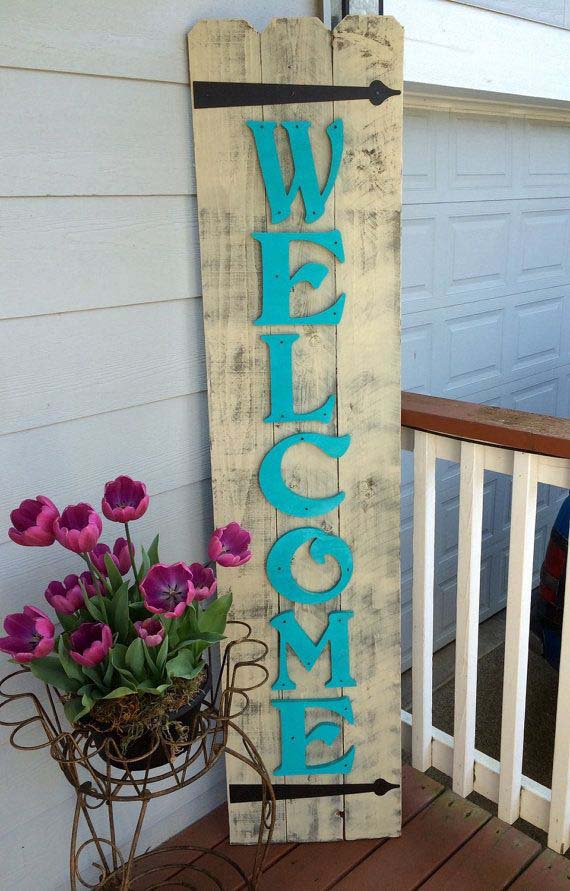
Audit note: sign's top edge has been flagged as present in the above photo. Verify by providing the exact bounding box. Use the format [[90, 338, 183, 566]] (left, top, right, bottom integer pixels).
[[187, 15, 403, 40]]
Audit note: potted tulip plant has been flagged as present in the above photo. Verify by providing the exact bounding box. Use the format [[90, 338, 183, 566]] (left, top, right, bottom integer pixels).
[[0, 475, 251, 766]]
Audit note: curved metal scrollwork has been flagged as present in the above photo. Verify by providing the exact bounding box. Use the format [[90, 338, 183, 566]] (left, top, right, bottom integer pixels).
[[0, 622, 275, 890]]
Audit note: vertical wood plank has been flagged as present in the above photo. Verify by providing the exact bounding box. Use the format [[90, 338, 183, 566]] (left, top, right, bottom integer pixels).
[[188, 20, 286, 844], [498, 450, 538, 824], [412, 430, 436, 772], [334, 14, 404, 839], [259, 17, 344, 842], [548, 512, 570, 854], [453, 440, 485, 797]]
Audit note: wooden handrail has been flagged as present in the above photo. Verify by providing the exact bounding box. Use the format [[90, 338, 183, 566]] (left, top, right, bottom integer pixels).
[[402, 391, 570, 460]]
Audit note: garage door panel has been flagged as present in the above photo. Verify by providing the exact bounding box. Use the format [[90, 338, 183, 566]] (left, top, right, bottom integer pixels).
[[507, 294, 565, 375], [404, 109, 570, 204], [523, 118, 570, 190], [401, 107, 570, 661], [448, 112, 515, 192], [402, 200, 570, 315]]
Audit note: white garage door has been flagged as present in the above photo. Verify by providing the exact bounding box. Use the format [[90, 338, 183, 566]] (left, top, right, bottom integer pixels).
[[400, 102, 570, 667]]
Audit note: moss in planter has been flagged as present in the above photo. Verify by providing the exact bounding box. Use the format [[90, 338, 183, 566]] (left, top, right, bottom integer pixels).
[[78, 670, 207, 752]]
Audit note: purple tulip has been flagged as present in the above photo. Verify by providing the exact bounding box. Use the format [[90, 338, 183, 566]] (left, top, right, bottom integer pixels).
[[90, 537, 134, 576], [53, 503, 103, 554], [0, 606, 55, 663], [208, 522, 252, 568], [68, 622, 113, 668], [45, 572, 99, 615], [188, 562, 217, 602], [102, 475, 149, 523], [9, 495, 59, 547], [140, 562, 195, 619], [134, 618, 165, 648]]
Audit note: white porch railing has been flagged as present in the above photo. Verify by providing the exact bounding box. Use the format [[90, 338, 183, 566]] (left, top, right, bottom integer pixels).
[[400, 392, 570, 855]]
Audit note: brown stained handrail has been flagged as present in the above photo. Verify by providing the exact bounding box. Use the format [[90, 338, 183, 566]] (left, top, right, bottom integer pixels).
[[401, 391, 570, 460]]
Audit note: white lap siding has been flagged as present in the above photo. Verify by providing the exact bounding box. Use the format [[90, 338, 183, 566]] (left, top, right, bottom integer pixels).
[[0, 2, 320, 888]]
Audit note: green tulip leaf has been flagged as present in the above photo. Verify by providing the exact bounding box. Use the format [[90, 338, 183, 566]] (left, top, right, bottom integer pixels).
[[147, 534, 160, 567], [103, 553, 125, 593], [137, 546, 151, 583], [166, 649, 204, 681], [136, 680, 171, 695], [80, 582, 105, 622], [125, 638, 145, 680], [56, 611, 80, 634], [102, 686, 137, 700], [57, 637, 85, 684], [29, 656, 81, 693], [198, 592, 232, 635], [110, 581, 130, 641], [156, 634, 169, 672], [64, 696, 90, 724]]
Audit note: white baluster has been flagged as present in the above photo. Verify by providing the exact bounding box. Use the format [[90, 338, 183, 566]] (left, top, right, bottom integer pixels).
[[412, 430, 436, 771], [453, 441, 485, 797], [498, 450, 538, 824]]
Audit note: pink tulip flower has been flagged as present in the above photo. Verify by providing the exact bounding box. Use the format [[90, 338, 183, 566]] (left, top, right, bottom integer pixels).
[[9, 496, 59, 547], [134, 618, 164, 648], [208, 522, 251, 568], [188, 562, 217, 602], [102, 475, 149, 523], [45, 572, 99, 615], [90, 537, 133, 576], [140, 562, 195, 619], [54, 503, 102, 554], [68, 622, 113, 668], [0, 606, 55, 663]]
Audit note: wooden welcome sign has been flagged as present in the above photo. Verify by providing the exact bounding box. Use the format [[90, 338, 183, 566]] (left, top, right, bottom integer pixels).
[[189, 15, 403, 843]]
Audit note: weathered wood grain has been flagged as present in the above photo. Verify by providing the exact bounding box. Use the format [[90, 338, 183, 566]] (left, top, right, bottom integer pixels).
[[188, 19, 287, 844], [260, 16, 344, 843], [190, 14, 403, 844], [333, 15, 403, 839]]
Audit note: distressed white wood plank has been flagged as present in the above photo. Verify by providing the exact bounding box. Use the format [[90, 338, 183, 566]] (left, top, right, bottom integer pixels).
[[0, 480, 213, 618], [260, 16, 343, 842], [412, 431, 437, 771], [0, 391, 209, 544], [0, 69, 193, 196], [0, 299, 205, 433], [0, 196, 200, 319], [498, 450, 538, 824], [0, 0, 321, 83], [188, 19, 287, 844], [548, 517, 570, 853], [452, 441, 485, 797], [334, 15, 403, 839]]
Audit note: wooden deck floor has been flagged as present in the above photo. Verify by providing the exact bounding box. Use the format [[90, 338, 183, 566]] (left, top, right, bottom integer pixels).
[[133, 766, 570, 889]]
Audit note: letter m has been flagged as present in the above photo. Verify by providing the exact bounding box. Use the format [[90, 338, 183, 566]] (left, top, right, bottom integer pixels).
[[270, 609, 356, 691]]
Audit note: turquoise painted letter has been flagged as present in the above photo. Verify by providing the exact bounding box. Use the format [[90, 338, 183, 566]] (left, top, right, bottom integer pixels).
[[261, 334, 335, 424], [266, 527, 353, 605], [253, 231, 345, 326], [272, 696, 355, 776], [259, 432, 351, 517], [270, 609, 356, 691], [247, 119, 344, 223]]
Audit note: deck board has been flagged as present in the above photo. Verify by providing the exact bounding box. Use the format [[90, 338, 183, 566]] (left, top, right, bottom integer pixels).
[[331, 790, 491, 890], [419, 817, 541, 890], [257, 766, 444, 890], [132, 768, 570, 889], [510, 848, 570, 888]]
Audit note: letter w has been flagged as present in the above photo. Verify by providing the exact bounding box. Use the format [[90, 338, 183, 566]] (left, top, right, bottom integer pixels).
[[247, 119, 344, 224]]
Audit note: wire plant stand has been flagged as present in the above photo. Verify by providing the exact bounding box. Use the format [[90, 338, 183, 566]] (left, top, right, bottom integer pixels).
[[0, 621, 275, 890]]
